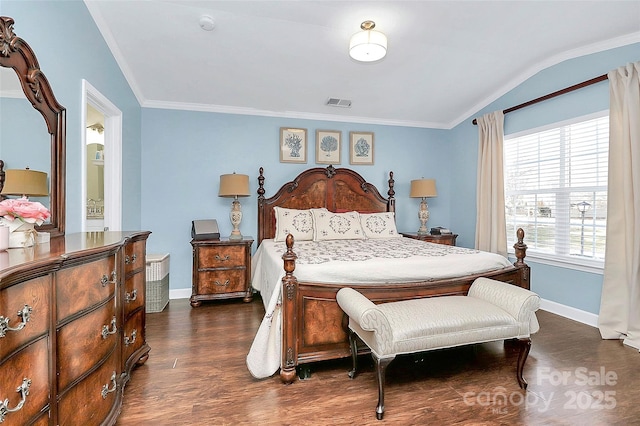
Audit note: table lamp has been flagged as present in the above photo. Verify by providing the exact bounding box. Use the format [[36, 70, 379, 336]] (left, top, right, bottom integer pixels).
[[409, 178, 437, 235], [219, 173, 250, 240], [1, 168, 48, 199]]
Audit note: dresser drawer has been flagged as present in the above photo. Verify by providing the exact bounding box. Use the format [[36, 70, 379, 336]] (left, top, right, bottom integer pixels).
[[57, 300, 117, 392], [56, 256, 116, 320], [124, 271, 145, 317], [197, 269, 246, 294], [124, 240, 146, 274], [197, 244, 246, 268], [0, 337, 50, 426], [57, 350, 119, 426], [0, 275, 51, 360], [122, 308, 144, 364]]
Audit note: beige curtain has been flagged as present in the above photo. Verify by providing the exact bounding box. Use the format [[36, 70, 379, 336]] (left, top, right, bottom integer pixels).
[[598, 61, 640, 350], [475, 110, 507, 257]]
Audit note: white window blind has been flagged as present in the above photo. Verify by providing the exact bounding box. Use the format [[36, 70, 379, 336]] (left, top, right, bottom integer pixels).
[[504, 113, 608, 264]]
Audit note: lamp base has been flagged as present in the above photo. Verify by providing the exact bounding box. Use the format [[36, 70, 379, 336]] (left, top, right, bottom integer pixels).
[[229, 230, 243, 240], [417, 198, 430, 236]]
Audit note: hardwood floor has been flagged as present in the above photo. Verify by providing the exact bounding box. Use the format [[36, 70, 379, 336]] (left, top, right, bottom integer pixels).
[[117, 297, 639, 425]]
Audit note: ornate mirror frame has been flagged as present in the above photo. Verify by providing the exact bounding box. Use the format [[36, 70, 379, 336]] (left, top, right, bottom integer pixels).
[[0, 16, 66, 237]]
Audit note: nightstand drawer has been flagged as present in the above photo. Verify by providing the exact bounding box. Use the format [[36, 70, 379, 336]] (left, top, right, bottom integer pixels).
[[197, 245, 245, 268], [197, 269, 246, 294]]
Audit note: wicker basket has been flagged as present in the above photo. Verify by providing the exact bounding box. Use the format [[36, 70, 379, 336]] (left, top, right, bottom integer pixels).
[[146, 254, 170, 313]]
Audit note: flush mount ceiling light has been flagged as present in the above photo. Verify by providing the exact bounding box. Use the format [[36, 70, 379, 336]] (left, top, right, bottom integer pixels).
[[349, 20, 387, 62]]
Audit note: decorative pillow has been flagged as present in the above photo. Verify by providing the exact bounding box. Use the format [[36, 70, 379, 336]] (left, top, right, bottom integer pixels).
[[311, 209, 365, 241], [273, 207, 315, 242], [359, 212, 401, 239]]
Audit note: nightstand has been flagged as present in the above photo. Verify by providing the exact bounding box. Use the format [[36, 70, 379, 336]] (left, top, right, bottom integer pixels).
[[401, 232, 458, 246], [190, 237, 254, 307]]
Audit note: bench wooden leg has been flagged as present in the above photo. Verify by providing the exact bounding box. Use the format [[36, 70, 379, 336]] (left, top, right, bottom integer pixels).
[[516, 337, 532, 389], [347, 328, 358, 379], [373, 355, 394, 420]]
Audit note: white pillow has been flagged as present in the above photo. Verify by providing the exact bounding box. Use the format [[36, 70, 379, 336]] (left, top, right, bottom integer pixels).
[[359, 212, 401, 239], [312, 210, 365, 241], [273, 207, 315, 242]]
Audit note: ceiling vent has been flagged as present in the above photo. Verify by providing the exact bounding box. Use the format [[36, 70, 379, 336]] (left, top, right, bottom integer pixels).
[[326, 98, 352, 108]]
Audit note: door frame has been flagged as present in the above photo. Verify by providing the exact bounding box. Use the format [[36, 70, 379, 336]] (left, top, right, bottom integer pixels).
[[81, 79, 122, 232]]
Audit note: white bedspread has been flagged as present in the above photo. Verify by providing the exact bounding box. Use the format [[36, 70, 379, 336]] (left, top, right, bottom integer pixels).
[[246, 237, 512, 378]]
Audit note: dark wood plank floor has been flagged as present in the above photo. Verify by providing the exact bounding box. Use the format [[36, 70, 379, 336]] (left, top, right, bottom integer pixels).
[[116, 297, 639, 425]]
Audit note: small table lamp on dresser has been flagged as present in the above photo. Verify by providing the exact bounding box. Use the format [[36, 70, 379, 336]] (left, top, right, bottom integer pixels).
[[410, 178, 437, 235], [219, 172, 250, 240]]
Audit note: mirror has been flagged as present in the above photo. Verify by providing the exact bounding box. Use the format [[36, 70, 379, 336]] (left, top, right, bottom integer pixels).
[[0, 16, 66, 237]]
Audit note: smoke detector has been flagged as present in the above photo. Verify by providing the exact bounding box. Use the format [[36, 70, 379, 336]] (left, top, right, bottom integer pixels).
[[326, 98, 352, 108], [199, 15, 216, 31]]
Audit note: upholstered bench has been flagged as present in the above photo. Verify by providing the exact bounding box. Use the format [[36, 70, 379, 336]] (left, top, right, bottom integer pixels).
[[336, 277, 540, 420]]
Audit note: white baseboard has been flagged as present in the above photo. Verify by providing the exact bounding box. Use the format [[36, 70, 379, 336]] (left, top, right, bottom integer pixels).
[[169, 288, 191, 300], [540, 298, 598, 328], [167, 289, 599, 328]]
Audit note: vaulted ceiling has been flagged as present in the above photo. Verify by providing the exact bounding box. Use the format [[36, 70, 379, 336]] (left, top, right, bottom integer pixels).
[[84, 1, 640, 129]]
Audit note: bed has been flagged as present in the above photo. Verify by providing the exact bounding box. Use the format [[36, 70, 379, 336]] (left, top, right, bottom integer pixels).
[[248, 165, 530, 383]]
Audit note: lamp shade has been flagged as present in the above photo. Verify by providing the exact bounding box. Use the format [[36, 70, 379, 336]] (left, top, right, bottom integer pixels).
[[410, 179, 437, 198], [1, 168, 48, 197], [219, 173, 250, 197], [349, 21, 387, 62]]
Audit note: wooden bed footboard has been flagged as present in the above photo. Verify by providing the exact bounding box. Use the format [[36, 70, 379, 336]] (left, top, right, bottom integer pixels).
[[278, 230, 530, 384]]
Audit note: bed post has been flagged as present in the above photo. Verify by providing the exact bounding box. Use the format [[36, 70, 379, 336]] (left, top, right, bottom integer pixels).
[[280, 233, 299, 384], [513, 228, 530, 289], [257, 167, 266, 244], [387, 171, 395, 214]]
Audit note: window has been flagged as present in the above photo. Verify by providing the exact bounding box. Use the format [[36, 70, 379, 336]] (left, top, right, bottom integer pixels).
[[504, 112, 608, 267]]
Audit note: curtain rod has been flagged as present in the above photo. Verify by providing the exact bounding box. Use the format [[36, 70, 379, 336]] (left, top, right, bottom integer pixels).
[[472, 73, 608, 125]]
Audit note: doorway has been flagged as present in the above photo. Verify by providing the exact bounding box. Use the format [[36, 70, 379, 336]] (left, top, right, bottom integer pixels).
[[82, 80, 122, 232]]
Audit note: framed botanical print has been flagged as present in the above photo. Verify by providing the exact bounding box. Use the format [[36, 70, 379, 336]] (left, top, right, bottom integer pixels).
[[316, 130, 341, 164], [349, 131, 374, 165], [280, 127, 307, 163]]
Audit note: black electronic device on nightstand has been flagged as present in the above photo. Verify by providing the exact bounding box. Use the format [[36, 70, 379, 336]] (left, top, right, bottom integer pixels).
[[191, 219, 220, 240]]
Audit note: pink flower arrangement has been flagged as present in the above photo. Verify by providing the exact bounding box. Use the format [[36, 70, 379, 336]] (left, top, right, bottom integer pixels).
[[0, 197, 51, 225]]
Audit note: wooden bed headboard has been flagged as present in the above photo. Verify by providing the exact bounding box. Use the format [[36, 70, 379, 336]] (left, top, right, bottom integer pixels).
[[257, 165, 395, 244]]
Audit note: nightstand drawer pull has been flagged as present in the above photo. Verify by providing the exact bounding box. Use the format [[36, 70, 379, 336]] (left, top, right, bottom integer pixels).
[[101, 372, 117, 399], [100, 271, 117, 287], [215, 279, 230, 287], [0, 305, 32, 338], [0, 377, 31, 422], [101, 317, 117, 339], [125, 254, 137, 265], [124, 329, 137, 346], [215, 254, 230, 262], [125, 289, 138, 303]]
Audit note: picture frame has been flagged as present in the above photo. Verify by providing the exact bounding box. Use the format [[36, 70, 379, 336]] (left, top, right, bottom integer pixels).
[[349, 131, 374, 165], [315, 130, 341, 165], [280, 128, 307, 163]]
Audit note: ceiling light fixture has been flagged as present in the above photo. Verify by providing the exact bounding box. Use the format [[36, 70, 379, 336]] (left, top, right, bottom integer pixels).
[[349, 20, 387, 62]]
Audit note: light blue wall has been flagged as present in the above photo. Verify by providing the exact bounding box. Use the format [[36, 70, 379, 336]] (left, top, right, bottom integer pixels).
[[140, 109, 453, 290], [450, 43, 640, 314], [1, 1, 143, 232], [4, 1, 639, 315]]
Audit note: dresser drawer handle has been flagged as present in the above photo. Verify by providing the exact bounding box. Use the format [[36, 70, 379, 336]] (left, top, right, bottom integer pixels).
[[0, 377, 31, 422], [124, 329, 137, 346], [125, 289, 138, 303], [215, 254, 230, 262], [100, 271, 117, 287], [101, 372, 117, 399], [101, 317, 117, 339], [125, 254, 137, 265], [215, 279, 230, 287], [0, 305, 33, 338]]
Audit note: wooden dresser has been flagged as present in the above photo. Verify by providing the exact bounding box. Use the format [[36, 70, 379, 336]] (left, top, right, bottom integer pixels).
[[0, 231, 150, 425]]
